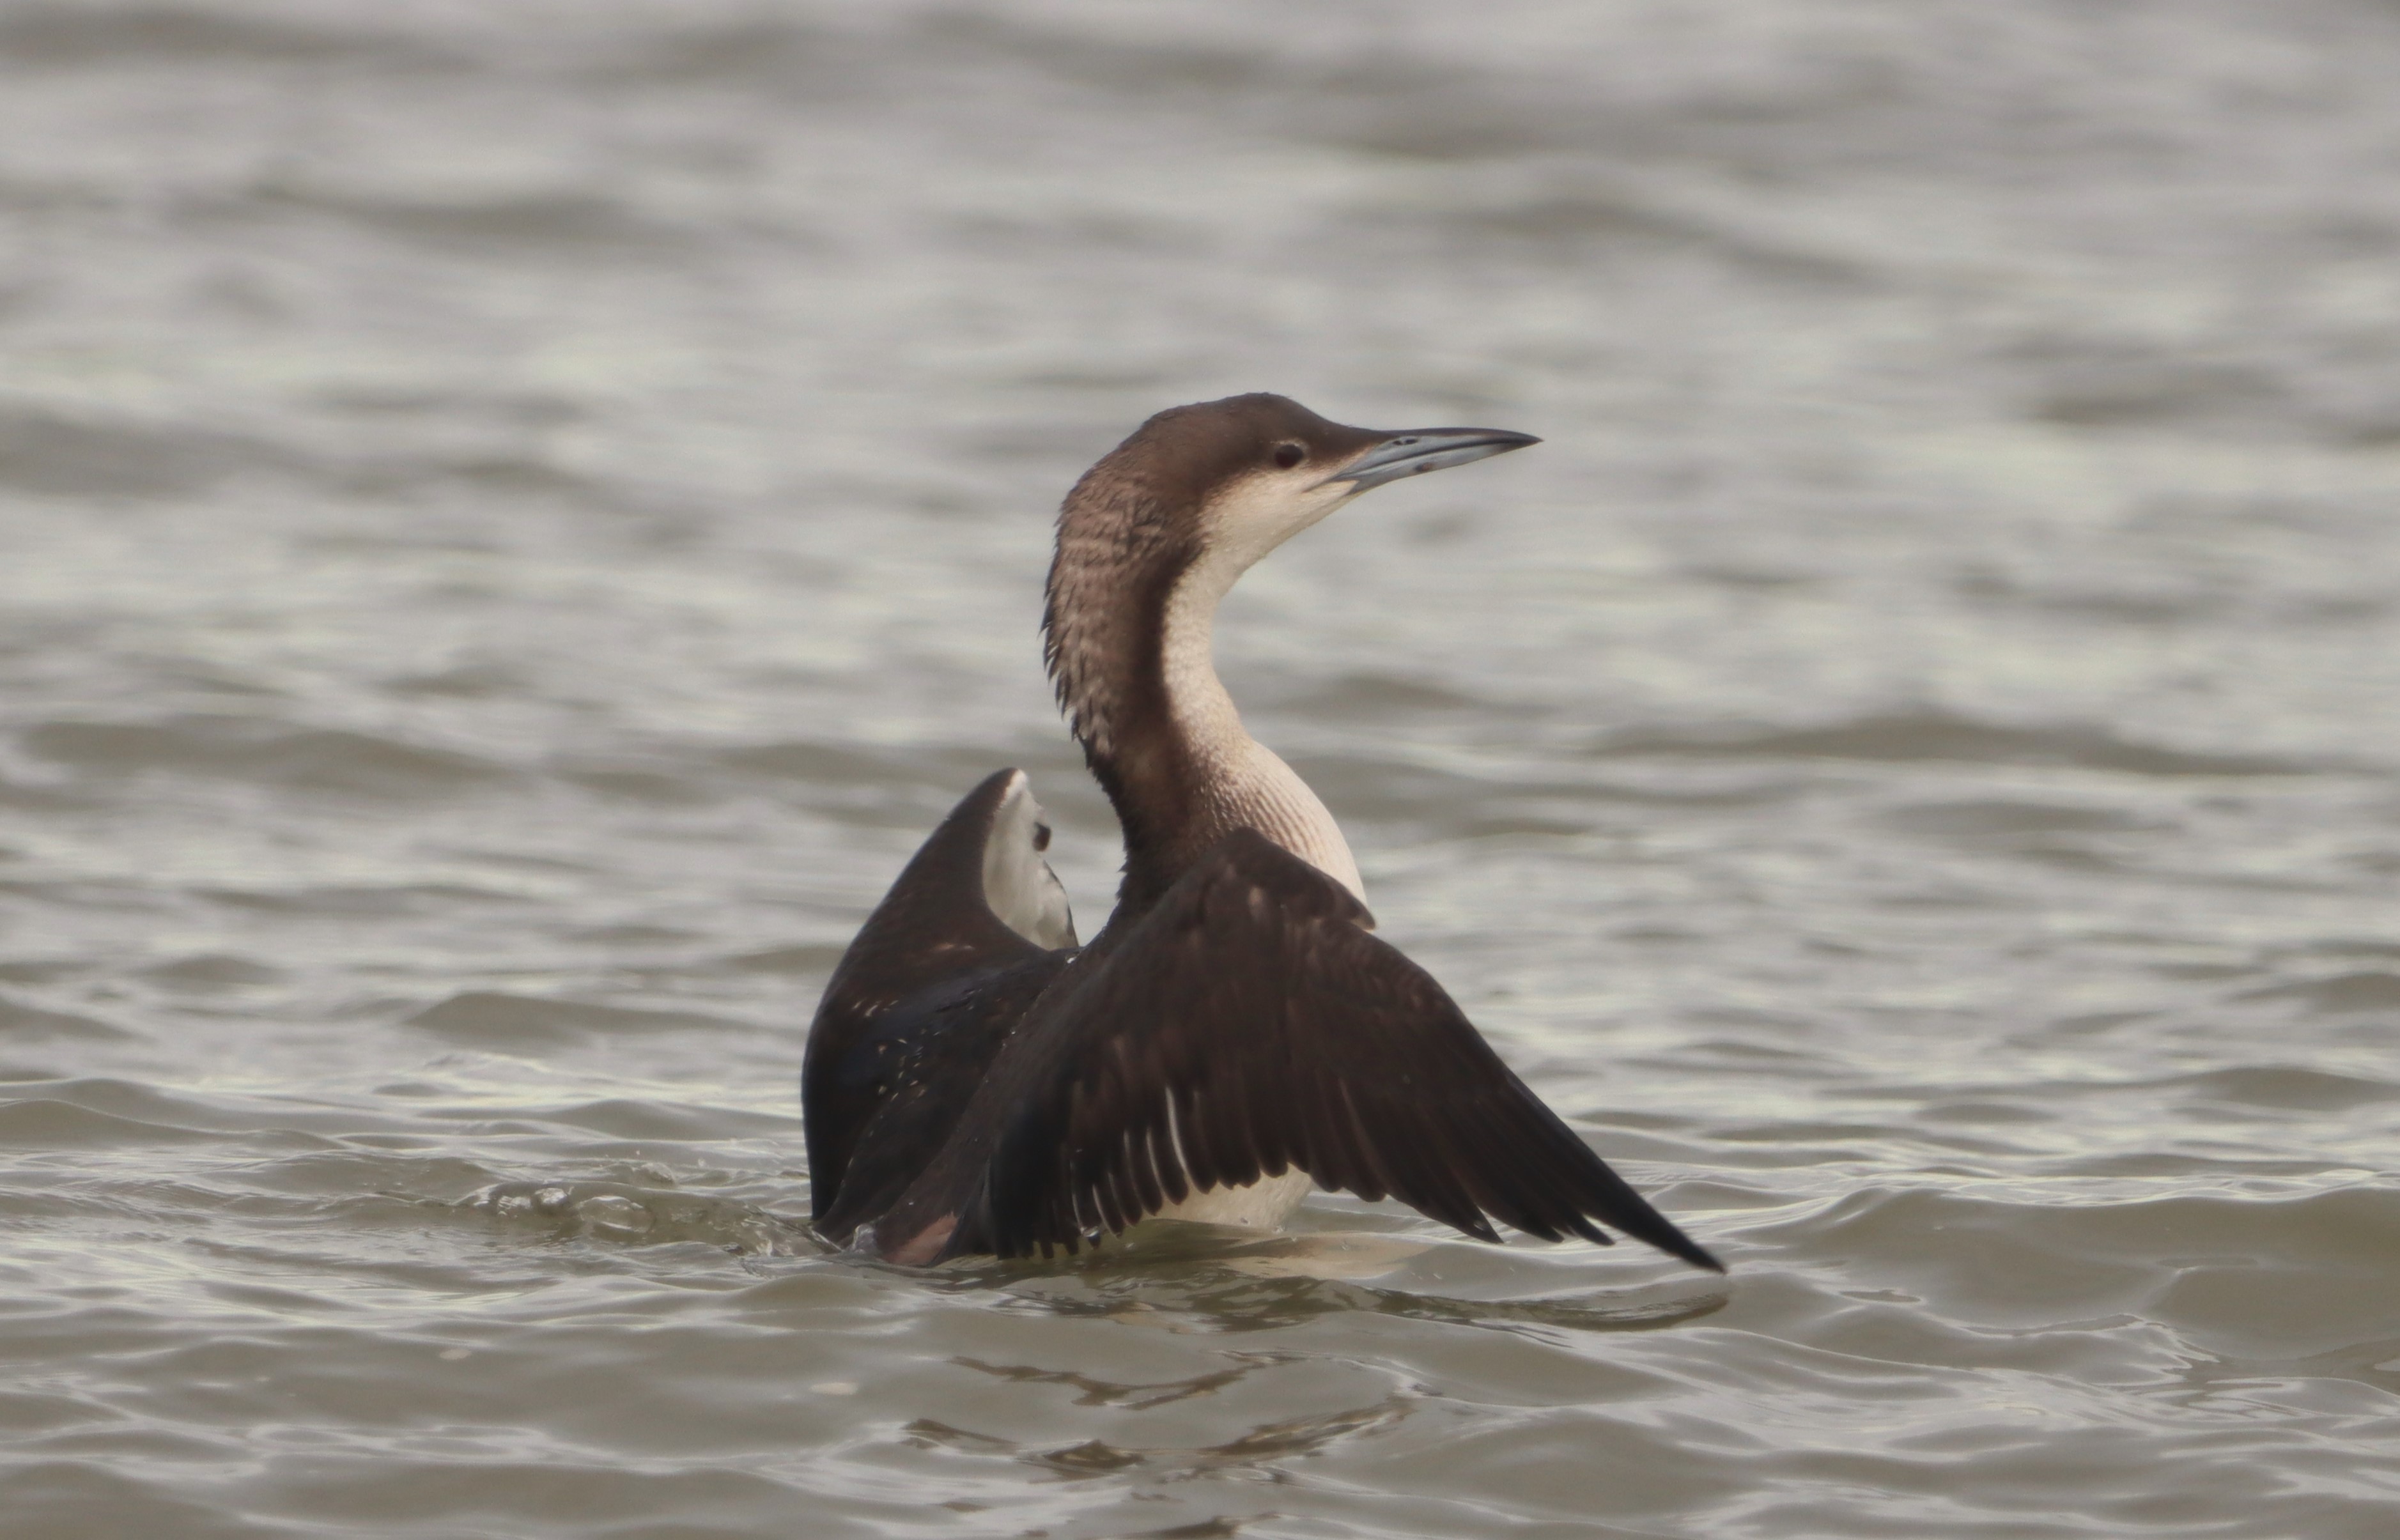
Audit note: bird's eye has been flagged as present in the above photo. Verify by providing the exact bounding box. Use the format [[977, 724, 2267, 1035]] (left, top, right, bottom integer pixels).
[[1273, 442, 1306, 469], [1032, 822, 1051, 852]]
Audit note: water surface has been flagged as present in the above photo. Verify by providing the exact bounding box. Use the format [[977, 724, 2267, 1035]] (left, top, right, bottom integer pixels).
[[3, 2, 2397, 1536]]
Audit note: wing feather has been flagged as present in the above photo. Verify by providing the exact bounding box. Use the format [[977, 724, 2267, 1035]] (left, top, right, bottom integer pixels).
[[804, 769, 1071, 1227], [977, 831, 1721, 1272]]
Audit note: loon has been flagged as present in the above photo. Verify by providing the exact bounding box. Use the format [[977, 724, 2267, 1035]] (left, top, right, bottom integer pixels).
[[801, 393, 1721, 1273]]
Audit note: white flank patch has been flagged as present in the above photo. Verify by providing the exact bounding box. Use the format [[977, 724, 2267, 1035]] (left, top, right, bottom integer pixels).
[[1154, 1167, 1316, 1229]]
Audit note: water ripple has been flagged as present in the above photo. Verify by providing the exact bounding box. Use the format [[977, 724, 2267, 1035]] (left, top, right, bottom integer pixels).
[[3, 1, 2397, 1535]]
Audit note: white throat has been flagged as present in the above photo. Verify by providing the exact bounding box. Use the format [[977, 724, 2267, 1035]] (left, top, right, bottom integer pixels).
[[1159, 510, 1365, 901]]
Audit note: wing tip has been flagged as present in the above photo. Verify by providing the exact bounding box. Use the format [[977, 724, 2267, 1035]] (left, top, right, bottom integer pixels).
[[1594, 1194, 1726, 1274], [1468, 1203, 1724, 1273], [1643, 1222, 1726, 1274]]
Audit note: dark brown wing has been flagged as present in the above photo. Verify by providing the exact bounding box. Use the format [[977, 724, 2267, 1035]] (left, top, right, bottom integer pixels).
[[803, 769, 1072, 1223], [969, 830, 1721, 1272], [813, 951, 1069, 1244]]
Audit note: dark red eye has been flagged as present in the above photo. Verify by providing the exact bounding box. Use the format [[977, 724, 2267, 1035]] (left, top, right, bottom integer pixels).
[[1273, 442, 1306, 469]]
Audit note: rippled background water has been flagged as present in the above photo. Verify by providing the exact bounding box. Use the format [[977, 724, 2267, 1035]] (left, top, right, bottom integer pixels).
[[3, 2, 2397, 1536]]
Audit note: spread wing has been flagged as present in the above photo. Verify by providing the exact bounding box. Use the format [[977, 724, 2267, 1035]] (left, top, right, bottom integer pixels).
[[803, 768, 1074, 1223], [968, 830, 1721, 1272], [812, 951, 1069, 1244]]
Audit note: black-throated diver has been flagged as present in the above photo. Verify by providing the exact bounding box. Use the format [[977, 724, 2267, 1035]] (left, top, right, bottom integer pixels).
[[802, 393, 1721, 1272]]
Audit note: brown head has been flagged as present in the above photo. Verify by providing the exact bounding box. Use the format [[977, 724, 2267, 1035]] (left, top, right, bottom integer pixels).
[[1041, 393, 1537, 911]]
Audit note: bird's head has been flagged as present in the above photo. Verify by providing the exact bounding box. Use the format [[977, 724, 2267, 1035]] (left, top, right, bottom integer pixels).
[[1053, 392, 1538, 611], [1044, 393, 1537, 761]]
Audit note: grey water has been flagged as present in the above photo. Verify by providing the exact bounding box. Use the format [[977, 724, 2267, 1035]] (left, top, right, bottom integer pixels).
[[2, 1, 2397, 1536]]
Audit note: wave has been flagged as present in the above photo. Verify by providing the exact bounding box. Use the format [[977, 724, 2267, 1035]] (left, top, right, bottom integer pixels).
[[0, 4, 461, 70], [0, 994, 132, 1043], [19, 716, 515, 801], [0, 406, 291, 500], [463, 1178, 807, 1252], [205, 176, 708, 260], [1591, 709, 2313, 777], [2240, 971, 2400, 1015], [1761, 1181, 2400, 1359], [403, 990, 760, 1048]]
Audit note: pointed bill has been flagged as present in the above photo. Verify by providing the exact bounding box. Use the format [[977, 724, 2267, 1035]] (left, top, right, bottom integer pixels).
[[1324, 427, 1541, 493]]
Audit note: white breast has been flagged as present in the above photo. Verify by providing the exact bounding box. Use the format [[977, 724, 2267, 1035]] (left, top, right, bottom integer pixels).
[[1218, 736, 1363, 899], [1159, 551, 1365, 902]]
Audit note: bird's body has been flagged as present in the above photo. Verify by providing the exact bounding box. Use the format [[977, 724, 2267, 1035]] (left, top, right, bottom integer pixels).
[[802, 394, 1720, 1273]]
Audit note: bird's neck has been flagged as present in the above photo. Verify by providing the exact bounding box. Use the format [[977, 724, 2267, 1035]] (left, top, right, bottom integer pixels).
[[1048, 543, 1361, 920]]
